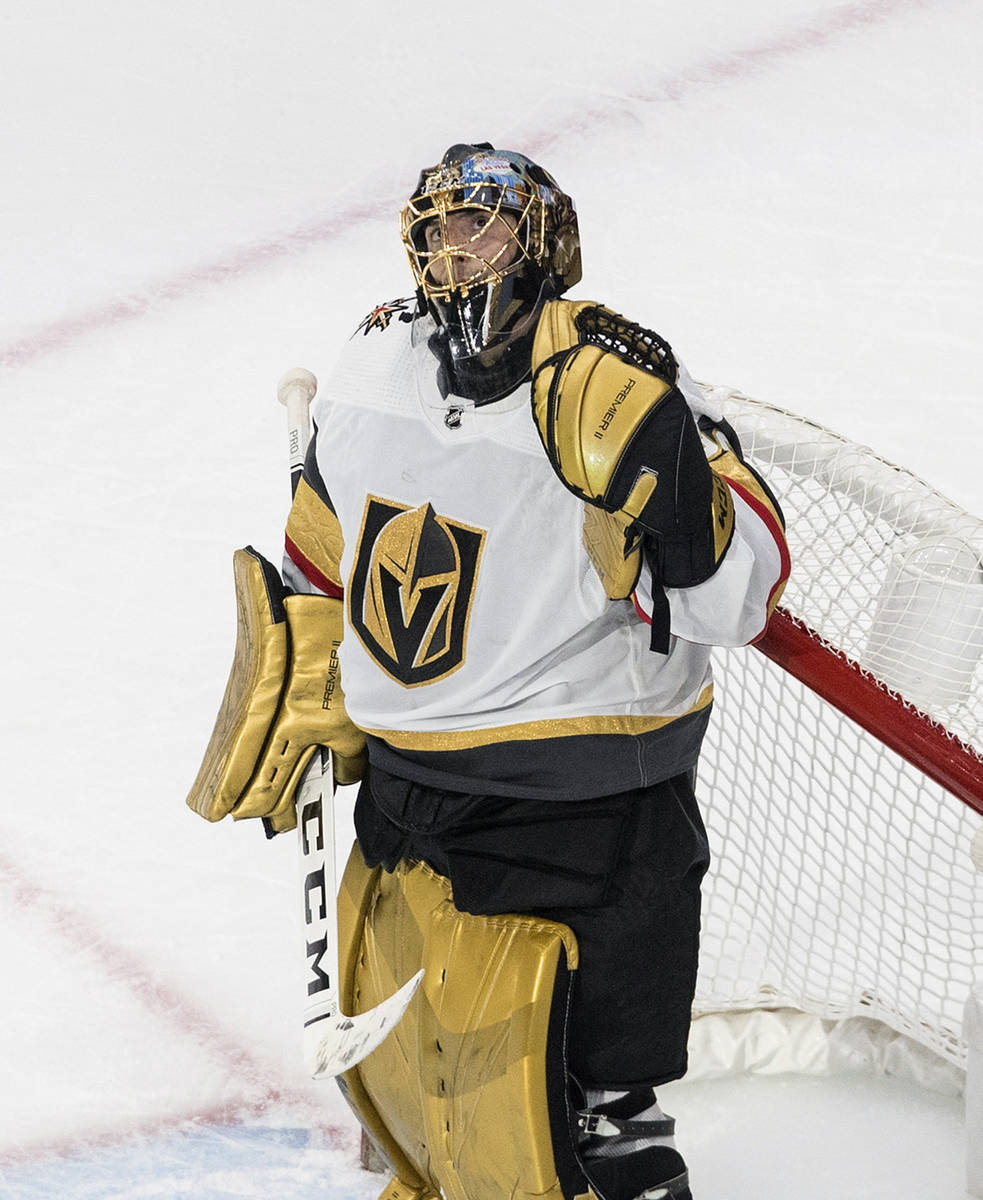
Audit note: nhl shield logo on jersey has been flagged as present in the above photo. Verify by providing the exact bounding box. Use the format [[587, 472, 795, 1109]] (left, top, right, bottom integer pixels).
[[348, 495, 485, 686]]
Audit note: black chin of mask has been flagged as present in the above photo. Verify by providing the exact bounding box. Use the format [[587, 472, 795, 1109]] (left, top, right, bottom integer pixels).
[[428, 270, 554, 405]]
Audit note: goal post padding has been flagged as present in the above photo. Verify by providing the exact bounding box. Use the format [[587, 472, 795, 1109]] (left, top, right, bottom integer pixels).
[[967, 984, 983, 1197]]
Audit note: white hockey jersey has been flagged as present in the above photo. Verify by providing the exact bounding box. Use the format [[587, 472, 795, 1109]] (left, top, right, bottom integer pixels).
[[283, 298, 788, 799]]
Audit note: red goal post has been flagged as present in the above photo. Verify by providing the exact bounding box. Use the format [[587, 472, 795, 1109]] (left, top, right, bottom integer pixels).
[[693, 386, 983, 1080]]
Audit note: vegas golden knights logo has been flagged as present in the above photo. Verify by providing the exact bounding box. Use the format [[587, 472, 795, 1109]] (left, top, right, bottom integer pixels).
[[348, 496, 485, 687]]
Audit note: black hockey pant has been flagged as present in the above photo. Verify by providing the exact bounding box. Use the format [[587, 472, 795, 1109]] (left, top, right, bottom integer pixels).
[[354, 767, 711, 1090]]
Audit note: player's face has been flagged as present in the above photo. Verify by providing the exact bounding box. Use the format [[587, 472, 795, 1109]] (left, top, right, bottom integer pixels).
[[423, 207, 519, 289]]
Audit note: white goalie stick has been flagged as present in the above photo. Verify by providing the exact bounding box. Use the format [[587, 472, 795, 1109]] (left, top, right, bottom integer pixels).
[[276, 368, 423, 1079]]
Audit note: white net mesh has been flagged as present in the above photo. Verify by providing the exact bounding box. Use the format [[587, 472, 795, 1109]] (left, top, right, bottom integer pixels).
[[694, 388, 983, 1070]]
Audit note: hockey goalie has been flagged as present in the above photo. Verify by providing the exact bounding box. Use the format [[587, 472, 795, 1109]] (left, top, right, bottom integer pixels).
[[187, 143, 789, 1200]]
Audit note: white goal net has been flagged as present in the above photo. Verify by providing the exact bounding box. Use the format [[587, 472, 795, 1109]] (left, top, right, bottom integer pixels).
[[694, 388, 983, 1078]]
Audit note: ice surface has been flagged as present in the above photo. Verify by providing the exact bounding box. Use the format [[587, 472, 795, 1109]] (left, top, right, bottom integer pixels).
[[1, 0, 979, 1196], [0, 1116, 378, 1199]]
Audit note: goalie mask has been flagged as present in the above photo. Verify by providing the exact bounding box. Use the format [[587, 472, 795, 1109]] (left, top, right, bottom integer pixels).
[[401, 143, 581, 405]]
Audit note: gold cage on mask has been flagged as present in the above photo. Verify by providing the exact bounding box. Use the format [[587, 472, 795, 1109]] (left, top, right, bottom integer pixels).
[[400, 184, 546, 303]]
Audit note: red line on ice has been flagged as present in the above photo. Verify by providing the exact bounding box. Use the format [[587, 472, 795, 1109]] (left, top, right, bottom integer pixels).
[[0, 0, 936, 370], [0, 851, 349, 1164], [520, 0, 936, 159], [640, 0, 936, 99], [0, 199, 390, 369], [0, 1095, 352, 1171]]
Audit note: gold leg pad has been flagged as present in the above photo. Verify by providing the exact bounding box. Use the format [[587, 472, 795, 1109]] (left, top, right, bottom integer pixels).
[[337, 844, 580, 1200], [375, 1177, 442, 1200]]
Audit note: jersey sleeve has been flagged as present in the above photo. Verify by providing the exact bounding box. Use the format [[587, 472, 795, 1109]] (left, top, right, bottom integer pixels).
[[282, 426, 345, 598], [633, 375, 790, 647]]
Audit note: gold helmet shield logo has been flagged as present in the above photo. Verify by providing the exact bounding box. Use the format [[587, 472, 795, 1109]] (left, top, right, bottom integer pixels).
[[349, 496, 485, 687]]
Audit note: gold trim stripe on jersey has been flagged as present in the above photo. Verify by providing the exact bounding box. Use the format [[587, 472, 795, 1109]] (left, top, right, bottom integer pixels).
[[362, 685, 714, 751]]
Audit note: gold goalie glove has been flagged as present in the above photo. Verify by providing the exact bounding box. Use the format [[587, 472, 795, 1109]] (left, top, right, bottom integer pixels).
[[186, 546, 367, 834], [531, 300, 735, 595]]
